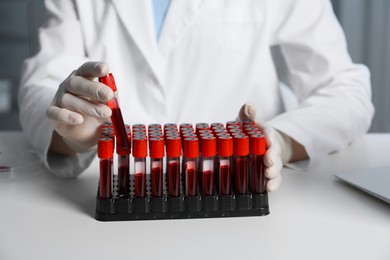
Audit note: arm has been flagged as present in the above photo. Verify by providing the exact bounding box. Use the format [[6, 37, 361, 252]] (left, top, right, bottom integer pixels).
[[18, 0, 105, 178], [267, 0, 374, 167]]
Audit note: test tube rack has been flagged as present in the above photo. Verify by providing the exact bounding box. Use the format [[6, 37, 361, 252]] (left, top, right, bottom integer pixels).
[[95, 122, 269, 221], [95, 176, 269, 221]]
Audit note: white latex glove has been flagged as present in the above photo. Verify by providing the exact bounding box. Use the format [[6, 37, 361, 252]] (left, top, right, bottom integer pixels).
[[46, 62, 113, 153], [239, 103, 293, 191]]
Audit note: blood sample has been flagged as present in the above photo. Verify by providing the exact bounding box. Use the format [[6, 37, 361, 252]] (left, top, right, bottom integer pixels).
[[117, 132, 131, 196], [149, 137, 165, 197], [250, 134, 267, 194], [98, 137, 114, 199], [233, 135, 249, 195], [166, 136, 182, 197], [133, 137, 148, 198], [217, 136, 233, 195], [98, 74, 129, 152], [183, 138, 199, 196], [201, 136, 216, 196]]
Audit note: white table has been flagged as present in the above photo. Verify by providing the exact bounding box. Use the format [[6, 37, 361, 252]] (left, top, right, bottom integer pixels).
[[0, 132, 389, 260]]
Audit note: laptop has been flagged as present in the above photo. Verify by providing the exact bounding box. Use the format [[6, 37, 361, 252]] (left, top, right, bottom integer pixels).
[[334, 166, 390, 204]]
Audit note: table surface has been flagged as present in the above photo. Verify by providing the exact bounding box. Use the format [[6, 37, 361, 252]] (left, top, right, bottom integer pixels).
[[0, 132, 389, 260]]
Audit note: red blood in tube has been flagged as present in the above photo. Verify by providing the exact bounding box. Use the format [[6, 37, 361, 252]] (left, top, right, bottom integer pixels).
[[168, 161, 180, 197], [134, 172, 146, 198], [202, 171, 215, 195], [151, 166, 163, 197], [166, 137, 181, 197], [99, 159, 112, 198], [234, 135, 249, 195], [186, 168, 197, 196], [150, 138, 165, 197], [118, 164, 130, 194], [219, 164, 232, 195], [218, 136, 233, 195], [111, 107, 129, 150], [99, 75, 129, 151], [252, 155, 265, 193], [235, 156, 248, 195]]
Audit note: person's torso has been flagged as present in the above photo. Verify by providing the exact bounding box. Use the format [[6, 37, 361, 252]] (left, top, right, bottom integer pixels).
[[76, 0, 284, 125]]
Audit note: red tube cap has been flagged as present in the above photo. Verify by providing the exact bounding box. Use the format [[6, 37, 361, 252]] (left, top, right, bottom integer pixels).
[[211, 122, 224, 128], [133, 137, 148, 158], [226, 121, 241, 127], [242, 119, 256, 126], [98, 137, 114, 159], [179, 123, 193, 130], [183, 138, 199, 158], [233, 135, 249, 156], [217, 136, 233, 157], [149, 137, 165, 158], [166, 136, 182, 157], [250, 134, 266, 155], [201, 136, 216, 157], [196, 123, 210, 133]]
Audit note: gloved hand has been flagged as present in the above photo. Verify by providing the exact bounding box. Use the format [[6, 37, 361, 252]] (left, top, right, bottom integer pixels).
[[46, 62, 114, 154], [239, 103, 293, 191]]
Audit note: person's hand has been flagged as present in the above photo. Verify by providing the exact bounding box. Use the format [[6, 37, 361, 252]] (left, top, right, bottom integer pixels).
[[46, 62, 114, 154], [239, 103, 294, 191]]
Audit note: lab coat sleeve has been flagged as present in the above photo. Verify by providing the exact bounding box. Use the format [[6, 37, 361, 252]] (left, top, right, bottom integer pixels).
[[267, 0, 374, 168], [18, 0, 94, 178]]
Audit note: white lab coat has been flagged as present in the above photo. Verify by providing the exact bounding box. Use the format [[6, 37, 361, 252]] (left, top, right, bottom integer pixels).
[[19, 0, 374, 178]]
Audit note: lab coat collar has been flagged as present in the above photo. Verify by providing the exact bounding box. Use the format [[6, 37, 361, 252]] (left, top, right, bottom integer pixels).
[[158, 0, 206, 55], [111, 0, 163, 83], [111, 0, 206, 83]]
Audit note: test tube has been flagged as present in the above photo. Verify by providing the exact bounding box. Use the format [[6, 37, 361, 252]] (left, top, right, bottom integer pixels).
[[117, 131, 131, 196], [133, 136, 148, 198], [149, 137, 165, 197], [250, 134, 267, 194], [217, 136, 233, 195], [166, 136, 182, 197], [98, 74, 129, 151], [98, 137, 114, 199], [183, 137, 199, 196], [201, 136, 216, 196], [233, 135, 250, 195]]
